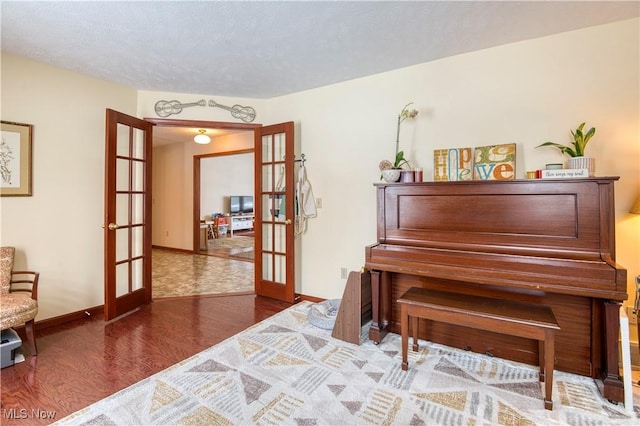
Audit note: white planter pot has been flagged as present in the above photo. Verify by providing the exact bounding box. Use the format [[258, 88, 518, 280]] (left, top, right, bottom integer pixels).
[[568, 156, 595, 176], [381, 169, 401, 182]]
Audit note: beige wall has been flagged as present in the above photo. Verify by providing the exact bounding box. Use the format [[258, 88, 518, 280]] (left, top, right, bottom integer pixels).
[[200, 151, 254, 217], [1, 18, 638, 333], [263, 18, 640, 311], [0, 53, 138, 320]]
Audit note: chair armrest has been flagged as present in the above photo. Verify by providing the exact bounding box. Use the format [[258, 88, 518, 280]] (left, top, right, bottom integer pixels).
[[10, 271, 40, 300]]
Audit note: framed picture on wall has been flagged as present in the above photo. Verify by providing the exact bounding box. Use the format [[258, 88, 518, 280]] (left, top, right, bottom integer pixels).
[[1, 121, 33, 196]]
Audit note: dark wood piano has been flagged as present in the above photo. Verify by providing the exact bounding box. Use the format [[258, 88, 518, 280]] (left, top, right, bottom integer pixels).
[[365, 177, 628, 402]]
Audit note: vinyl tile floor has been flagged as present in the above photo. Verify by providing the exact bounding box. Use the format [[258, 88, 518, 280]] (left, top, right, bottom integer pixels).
[[152, 246, 254, 298]]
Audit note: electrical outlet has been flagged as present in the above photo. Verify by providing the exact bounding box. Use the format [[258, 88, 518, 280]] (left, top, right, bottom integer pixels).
[[340, 267, 347, 279], [627, 306, 638, 325]]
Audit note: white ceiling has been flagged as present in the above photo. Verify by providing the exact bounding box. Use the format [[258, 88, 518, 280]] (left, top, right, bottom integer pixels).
[[2, 1, 638, 144], [2, 1, 638, 99]]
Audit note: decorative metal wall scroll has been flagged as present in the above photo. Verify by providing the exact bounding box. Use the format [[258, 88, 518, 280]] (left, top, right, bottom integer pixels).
[[153, 98, 256, 122]]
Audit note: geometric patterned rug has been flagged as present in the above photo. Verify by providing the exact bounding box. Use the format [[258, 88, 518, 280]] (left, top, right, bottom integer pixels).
[[53, 301, 640, 425]]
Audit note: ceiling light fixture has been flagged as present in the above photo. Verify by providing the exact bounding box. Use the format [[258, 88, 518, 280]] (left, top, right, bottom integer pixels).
[[194, 129, 211, 144]]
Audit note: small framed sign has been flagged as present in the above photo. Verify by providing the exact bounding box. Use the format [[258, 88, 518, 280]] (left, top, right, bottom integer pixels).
[[1, 121, 33, 196]]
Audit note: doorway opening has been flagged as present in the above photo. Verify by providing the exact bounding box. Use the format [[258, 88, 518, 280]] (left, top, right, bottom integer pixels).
[[148, 118, 260, 299], [144, 117, 296, 304]]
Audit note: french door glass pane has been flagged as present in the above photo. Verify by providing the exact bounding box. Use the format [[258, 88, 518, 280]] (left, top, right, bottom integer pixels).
[[132, 194, 144, 224], [262, 253, 272, 281], [132, 159, 144, 192], [262, 135, 272, 162], [132, 128, 145, 160], [274, 254, 285, 284], [274, 133, 285, 161], [261, 194, 271, 222], [274, 223, 285, 252], [116, 123, 130, 157], [115, 228, 129, 262], [131, 258, 143, 291], [132, 226, 143, 257], [116, 159, 130, 192], [261, 164, 273, 192], [262, 223, 272, 251], [116, 194, 129, 226], [116, 263, 128, 297]]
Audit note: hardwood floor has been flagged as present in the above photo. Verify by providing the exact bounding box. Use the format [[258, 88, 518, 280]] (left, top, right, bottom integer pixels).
[[0, 294, 291, 425]]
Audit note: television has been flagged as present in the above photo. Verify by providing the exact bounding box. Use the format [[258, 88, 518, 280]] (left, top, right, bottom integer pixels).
[[240, 196, 253, 214], [230, 196, 241, 215], [230, 195, 253, 215]]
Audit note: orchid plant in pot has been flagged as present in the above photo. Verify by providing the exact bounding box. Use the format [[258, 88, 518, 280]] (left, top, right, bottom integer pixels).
[[379, 102, 419, 182]]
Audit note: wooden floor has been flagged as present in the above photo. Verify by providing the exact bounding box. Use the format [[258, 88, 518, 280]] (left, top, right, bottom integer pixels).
[[0, 294, 291, 425]]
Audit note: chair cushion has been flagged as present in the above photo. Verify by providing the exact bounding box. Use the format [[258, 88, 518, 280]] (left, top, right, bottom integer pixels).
[[0, 293, 38, 330], [0, 247, 15, 294]]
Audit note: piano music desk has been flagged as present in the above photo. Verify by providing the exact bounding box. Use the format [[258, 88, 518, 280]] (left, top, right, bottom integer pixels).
[[398, 287, 560, 410]]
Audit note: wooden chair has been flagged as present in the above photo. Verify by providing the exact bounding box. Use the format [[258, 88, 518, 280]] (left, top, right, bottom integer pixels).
[[0, 247, 40, 356], [202, 219, 215, 240]]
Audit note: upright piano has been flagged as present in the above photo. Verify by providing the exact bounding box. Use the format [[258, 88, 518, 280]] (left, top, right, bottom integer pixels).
[[365, 177, 627, 402]]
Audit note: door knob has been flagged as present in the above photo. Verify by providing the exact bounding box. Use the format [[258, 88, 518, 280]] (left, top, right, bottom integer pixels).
[[285, 219, 292, 225], [107, 223, 120, 230]]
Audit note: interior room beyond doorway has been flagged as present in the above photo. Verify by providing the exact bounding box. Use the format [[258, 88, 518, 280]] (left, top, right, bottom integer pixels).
[[199, 151, 255, 262]]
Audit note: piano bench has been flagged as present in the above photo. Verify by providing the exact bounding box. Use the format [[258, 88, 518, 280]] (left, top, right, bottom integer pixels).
[[398, 287, 560, 410]]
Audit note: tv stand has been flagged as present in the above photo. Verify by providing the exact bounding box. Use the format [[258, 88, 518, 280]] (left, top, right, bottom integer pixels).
[[229, 214, 254, 237]]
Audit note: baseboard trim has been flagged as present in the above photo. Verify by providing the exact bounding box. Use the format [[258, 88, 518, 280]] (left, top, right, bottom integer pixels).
[[297, 294, 325, 303], [152, 245, 193, 254], [32, 305, 104, 331]]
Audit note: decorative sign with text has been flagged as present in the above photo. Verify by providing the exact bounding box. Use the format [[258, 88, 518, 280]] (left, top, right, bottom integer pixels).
[[472, 143, 516, 181], [541, 168, 588, 179], [434, 147, 473, 181]]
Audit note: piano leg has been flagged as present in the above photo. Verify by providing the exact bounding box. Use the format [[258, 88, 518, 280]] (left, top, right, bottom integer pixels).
[[543, 330, 555, 410], [369, 270, 391, 344], [597, 300, 624, 403]]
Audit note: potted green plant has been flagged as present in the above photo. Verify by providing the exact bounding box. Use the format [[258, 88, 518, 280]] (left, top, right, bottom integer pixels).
[[379, 102, 419, 182], [536, 122, 596, 175]]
